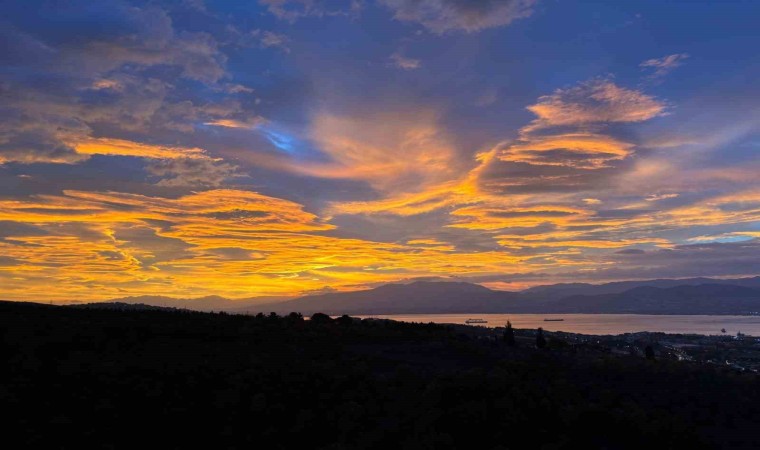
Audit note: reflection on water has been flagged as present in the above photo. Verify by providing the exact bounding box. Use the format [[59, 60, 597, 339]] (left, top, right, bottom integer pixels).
[[360, 314, 760, 336]]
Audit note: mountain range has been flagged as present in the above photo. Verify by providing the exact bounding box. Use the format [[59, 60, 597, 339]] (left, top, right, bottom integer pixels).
[[90, 276, 760, 315]]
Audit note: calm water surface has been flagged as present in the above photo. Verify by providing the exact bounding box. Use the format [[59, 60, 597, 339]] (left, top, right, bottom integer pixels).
[[360, 314, 760, 336]]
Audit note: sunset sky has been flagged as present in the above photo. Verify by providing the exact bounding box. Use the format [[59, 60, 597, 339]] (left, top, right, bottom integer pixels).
[[1, 0, 759, 301]]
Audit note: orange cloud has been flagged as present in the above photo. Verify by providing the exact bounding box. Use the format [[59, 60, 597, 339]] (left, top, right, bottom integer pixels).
[[0, 188, 538, 301], [496, 234, 672, 249], [498, 133, 634, 168], [687, 231, 760, 243], [449, 205, 592, 230], [304, 111, 460, 192], [525, 80, 666, 130], [203, 117, 266, 129], [72, 137, 208, 159], [662, 189, 760, 227]]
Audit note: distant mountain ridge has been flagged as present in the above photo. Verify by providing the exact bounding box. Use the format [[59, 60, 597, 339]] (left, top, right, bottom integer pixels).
[[523, 276, 760, 297], [242, 281, 518, 315], [251, 277, 760, 315], [516, 284, 760, 315], [90, 276, 760, 315]]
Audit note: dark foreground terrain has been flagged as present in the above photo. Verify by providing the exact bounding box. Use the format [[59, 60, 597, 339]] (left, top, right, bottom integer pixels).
[[2, 302, 760, 449]]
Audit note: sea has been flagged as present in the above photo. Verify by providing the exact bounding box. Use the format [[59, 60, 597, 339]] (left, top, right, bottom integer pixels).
[[358, 314, 760, 336]]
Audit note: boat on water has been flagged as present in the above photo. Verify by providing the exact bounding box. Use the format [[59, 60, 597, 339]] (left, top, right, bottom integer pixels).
[[543, 318, 565, 322], [465, 318, 488, 324]]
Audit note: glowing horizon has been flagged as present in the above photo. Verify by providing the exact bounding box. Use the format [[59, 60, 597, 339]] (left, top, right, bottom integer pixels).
[[1, 1, 758, 301]]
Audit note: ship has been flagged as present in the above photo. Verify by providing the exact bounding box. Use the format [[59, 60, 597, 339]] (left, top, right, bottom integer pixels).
[[543, 318, 565, 322], [465, 318, 488, 324]]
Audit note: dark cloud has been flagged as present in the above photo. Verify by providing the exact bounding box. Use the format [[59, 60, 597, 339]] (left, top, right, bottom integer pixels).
[[0, 256, 20, 266], [595, 209, 654, 219], [204, 210, 271, 220], [0, 94, 92, 165], [0, 0, 259, 165], [482, 240, 760, 284], [203, 247, 267, 261], [490, 210, 575, 218], [98, 250, 127, 261], [112, 225, 194, 266], [478, 159, 616, 194], [615, 248, 645, 255], [0, 221, 50, 240], [379, 0, 536, 33], [16, 1, 227, 83], [430, 240, 760, 287], [261, 0, 535, 33], [147, 158, 243, 187], [0, 156, 175, 199], [601, 240, 760, 279], [0, 130, 84, 165]]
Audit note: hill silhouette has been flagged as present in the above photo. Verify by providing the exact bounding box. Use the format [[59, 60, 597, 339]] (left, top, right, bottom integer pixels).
[[105, 294, 293, 311]]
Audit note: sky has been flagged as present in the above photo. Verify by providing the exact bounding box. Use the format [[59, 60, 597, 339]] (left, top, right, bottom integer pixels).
[[1, 0, 759, 301]]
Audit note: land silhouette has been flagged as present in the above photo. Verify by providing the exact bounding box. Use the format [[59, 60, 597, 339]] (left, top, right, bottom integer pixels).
[[3, 300, 760, 448]]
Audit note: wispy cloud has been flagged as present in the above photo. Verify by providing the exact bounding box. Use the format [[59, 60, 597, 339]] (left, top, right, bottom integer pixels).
[[390, 52, 421, 70], [261, 0, 363, 21], [646, 193, 679, 202], [302, 110, 459, 192], [525, 79, 666, 130], [251, 30, 291, 53], [640, 53, 689, 79], [484, 79, 666, 193], [687, 232, 760, 243], [204, 117, 267, 129], [72, 138, 208, 160]]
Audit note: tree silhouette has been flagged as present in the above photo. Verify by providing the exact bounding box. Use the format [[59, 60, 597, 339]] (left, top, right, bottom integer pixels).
[[645, 345, 656, 360], [337, 314, 353, 326], [287, 312, 304, 323], [310, 312, 332, 324], [504, 321, 516, 347], [536, 327, 547, 349]]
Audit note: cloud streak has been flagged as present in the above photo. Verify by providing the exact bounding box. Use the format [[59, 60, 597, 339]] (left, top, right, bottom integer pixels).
[[390, 52, 421, 69], [641, 53, 689, 79]]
